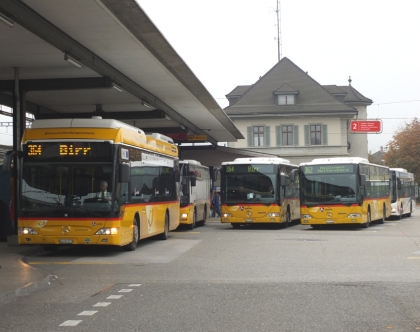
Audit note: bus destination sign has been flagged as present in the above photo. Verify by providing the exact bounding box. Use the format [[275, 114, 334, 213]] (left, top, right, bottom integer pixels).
[[24, 142, 112, 160], [303, 164, 354, 174], [224, 164, 276, 174]]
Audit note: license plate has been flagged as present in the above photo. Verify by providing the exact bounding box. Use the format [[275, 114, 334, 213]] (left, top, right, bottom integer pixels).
[[325, 220, 334, 224], [245, 219, 253, 222], [60, 239, 73, 244]]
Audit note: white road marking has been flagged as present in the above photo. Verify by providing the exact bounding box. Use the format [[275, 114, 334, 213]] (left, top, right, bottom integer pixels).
[[59, 320, 83, 326], [78, 311, 98, 316], [118, 289, 133, 292], [107, 295, 123, 299], [129, 284, 142, 287], [93, 302, 111, 307]]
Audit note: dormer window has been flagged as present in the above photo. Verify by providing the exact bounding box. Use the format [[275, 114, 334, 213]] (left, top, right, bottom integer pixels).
[[278, 95, 295, 105], [273, 82, 299, 106]]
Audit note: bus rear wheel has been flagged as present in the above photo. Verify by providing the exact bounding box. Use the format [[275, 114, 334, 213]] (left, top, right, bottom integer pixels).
[[123, 218, 139, 251]]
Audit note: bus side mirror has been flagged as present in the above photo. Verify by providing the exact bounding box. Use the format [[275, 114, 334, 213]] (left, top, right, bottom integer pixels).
[[289, 169, 299, 182], [279, 174, 286, 187], [213, 168, 220, 182], [118, 163, 130, 183], [360, 186, 365, 199], [2, 150, 22, 173], [190, 176, 196, 187], [359, 174, 366, 186]]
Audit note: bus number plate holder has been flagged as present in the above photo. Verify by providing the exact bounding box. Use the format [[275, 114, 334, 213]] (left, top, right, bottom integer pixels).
[[325, 220, 334, 224], [245, 219, 253, 222], [60, 239, 73, 244]]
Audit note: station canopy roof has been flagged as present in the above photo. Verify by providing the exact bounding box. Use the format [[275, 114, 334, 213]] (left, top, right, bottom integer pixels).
[[0, 0, 244, 147]]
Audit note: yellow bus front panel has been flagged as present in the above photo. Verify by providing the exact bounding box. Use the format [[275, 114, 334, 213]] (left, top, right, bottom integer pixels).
[[18, 217, 132, 246], [221, 204, 283, 224]]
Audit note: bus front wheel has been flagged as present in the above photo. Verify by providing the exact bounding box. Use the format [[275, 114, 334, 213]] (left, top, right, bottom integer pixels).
[[189, 211, 196, 230], [158, 213, 169, 240], [284, 209, 291, 228], [362, 210, 371, 228], [378, 205, 385, 224], [123, 218, 139, 251]]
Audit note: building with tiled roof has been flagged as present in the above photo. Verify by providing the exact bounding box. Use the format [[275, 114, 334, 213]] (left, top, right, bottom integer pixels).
[[224, 57, 372, 164]]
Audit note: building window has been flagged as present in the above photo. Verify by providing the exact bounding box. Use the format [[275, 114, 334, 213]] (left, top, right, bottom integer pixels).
[[278, 95, 295, 105], [310, 125, 321, 145], [253, 126, 264, 146], [282, 125, 293, 146]]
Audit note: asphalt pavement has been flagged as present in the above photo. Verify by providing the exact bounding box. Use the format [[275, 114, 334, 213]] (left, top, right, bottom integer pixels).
[[0, 235, 51, 303], [0, 217, 222, 304]]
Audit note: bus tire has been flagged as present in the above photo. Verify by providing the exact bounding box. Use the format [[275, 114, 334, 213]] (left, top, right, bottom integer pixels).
[[398, 204, 403, 220], [158, 212, 169, 240], [123, 217, 139, 251], [202, 207, 207, 226], [189, 210, 196, 230], [378, 205, 385, 224], [284, 208, 291, 228], [362, 209, 371, 228]]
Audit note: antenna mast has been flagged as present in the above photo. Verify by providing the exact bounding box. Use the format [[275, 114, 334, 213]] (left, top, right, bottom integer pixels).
[[276, 0, 282, 61]]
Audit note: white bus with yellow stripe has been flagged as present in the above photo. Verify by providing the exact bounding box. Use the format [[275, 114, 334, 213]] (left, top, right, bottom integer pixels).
[[179, 160, 211, 229]]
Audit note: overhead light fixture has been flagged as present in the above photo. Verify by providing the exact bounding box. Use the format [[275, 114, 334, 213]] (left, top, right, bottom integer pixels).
[[142, 101, 152, 108], [165, 115, 171, 121], [112, 83, 122, 92], [64, 54, 82, 68], [0, 14, 14, 28]]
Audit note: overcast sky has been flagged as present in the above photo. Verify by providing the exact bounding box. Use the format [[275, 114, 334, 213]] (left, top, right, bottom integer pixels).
[[1, 1, 418, 153], [139, 0, 420, 153]]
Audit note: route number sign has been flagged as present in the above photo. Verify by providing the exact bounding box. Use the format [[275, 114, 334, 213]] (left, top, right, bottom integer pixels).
[[349, 120, 382, 133]]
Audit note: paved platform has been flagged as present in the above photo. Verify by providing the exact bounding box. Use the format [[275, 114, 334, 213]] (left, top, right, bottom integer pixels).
[[0, 236, 50, 303], [0, 218, 222, 303]]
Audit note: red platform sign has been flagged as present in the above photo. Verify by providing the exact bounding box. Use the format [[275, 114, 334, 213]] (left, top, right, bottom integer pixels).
[[349, 120, 382, 133]]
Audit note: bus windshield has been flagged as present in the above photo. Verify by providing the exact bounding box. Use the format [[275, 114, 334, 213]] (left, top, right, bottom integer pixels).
[[223, 173, 276, 205], [301, 173, 357, 206], [21, 163, 116, 217]]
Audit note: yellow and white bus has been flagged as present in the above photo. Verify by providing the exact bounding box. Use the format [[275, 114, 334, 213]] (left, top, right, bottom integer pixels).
[[390, 168, 416, 219], [179, 160, 211, 229], [219, 157, 300, 228], [4, 117, 180, 251], [295, 157, 391, 228]]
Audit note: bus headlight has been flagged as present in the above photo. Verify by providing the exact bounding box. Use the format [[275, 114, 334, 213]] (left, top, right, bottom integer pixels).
[[301, 214, 312, 219], [181, 213, 188, 218], [18, 227, 38, 235], [267, 212, 280, 217], [95, 227, 118, 235], [347, 213, 361, 218], [222, 213, 232, 217]]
